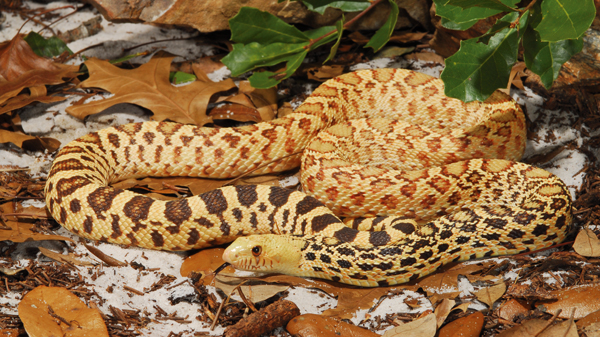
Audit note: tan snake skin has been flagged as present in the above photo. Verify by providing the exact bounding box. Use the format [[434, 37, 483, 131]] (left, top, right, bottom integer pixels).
[[45, 69, 572, 285]]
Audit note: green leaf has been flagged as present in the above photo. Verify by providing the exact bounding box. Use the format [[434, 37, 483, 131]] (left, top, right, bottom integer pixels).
[[222, 42, 308, 76], [364, 0, 398, 52], [441, 11, 523, 102], [229, 7, 309, 44], [523, 26, 583, 89], [444, 0, 517, 12], [24, 32, 72, 58], [170, 71, 197, 84], [535, 0, 596, 42], [324, 16, 344, 63], [249, 50, 309, 88], [434, 0, 519, 30], [282, 0, 370, 15]]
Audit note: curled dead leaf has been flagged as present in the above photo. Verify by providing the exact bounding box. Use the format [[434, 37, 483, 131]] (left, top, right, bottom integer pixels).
[[382, 313, 437, 337], [287, 314, 379, 337], [538, 283, 600, 319], [18, 286, 108, 337], [474, 282, 506, 307], [438, 312, 484, 337], [573, 228, 600, 257], [434, 298, 456, 328]]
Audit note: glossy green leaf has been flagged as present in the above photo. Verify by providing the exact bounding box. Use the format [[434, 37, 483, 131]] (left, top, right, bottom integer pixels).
[[441, 12, 523, 102], [535, 0, 596, 42], [282, 0, 370, 14], [222, 42, 308, 76], [324, 16, 344, 63], [444, 0, 517, 12], [434, 0, 519, 30], [24, 32, 72, 58], [364, 0, 398, 52], [229, 7, 308, 44], [523, 26, 583, 89], [249, 50, 308, 88]]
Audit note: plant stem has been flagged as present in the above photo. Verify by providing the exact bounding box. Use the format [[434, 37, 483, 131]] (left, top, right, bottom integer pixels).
[[512, 0, 538, 28], [304, 0, 387, 50]]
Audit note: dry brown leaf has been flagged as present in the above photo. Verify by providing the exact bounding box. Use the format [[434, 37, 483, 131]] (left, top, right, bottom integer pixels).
[[209, 102, 263, 122], [582, 322, 600, 337], [418, 263, 484, 295], [389, 31, 428, 43], [39, 247, 95, 266], [306, 65, 345, 82], [498, 299, 531, 322], [577, 309, 600, 329], [0, 34, 77, 82], [287, 314, 379, 337], [0, 129, 60, 151], [404, 52, 445, 65], [66, 51, 236, 125], [18, 286, 109, 337], [0, 202, 72, 243], [539, 320, 578, 337], [0, 34, 77, 115], [474, 282, 506, 307], [538, 283, 600, 319], [499, 318, 577, 337], [573, 228, 600, 257], [438, 312, 484, 337], [382, 313, 437, 337], [500, 62, 527, 94], [434, 298, 456, 328]]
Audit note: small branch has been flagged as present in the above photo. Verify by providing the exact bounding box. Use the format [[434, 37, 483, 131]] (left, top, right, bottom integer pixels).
[[305, 0, 386, 50], [511, 0, 538, 28]]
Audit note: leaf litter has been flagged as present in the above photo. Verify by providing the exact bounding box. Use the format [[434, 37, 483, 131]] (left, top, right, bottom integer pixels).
[[1, 1, 600, 337]]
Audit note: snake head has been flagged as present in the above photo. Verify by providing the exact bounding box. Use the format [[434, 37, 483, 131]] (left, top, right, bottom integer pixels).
[[223, 234, 305, 274]]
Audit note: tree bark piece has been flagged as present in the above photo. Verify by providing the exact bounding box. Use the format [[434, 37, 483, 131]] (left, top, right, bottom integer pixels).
[[224, 300, 300, 337]]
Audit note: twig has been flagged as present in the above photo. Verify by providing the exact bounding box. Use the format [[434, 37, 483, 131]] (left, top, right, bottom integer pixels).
[[533, 309, 561, 337], [211, 280, 247, 330]]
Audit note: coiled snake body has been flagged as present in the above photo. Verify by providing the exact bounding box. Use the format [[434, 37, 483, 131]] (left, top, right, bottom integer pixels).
[[45, 69, 572, 286]]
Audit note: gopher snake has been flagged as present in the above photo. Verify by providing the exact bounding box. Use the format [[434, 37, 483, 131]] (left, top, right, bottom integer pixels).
[[45, 69, 572, 286]]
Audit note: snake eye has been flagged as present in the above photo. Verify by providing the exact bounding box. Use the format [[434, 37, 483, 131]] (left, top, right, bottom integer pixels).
[[251, 246, 262, 256]]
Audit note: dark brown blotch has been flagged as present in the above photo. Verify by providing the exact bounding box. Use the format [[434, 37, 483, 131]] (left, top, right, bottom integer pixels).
[[187, 228, 200, 246], [295, 196, 324, 215], [199, 189, 228, 215], [87, 187, 124, 220], [108, 133, 120, 148], [151, 230, 164, 247], [69, 199, 81, 213], [235, 185, 258, 207], [123, 195, 154, 223], [83, 216, 94, 234], [164, 199, 192, 226], [311, 213, 342, 232]]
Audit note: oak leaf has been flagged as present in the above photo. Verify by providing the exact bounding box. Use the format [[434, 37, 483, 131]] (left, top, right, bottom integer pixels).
[[0, 34, 77, 114], [66, 51, 237, 125]]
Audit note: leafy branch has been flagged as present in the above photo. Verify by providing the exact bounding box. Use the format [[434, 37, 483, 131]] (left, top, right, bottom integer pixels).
[[222, 0, 596, 102], [222, 0, 398, 88]]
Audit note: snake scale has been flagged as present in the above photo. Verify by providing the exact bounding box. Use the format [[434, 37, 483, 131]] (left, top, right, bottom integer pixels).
[[45, 69, 572, 286]]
